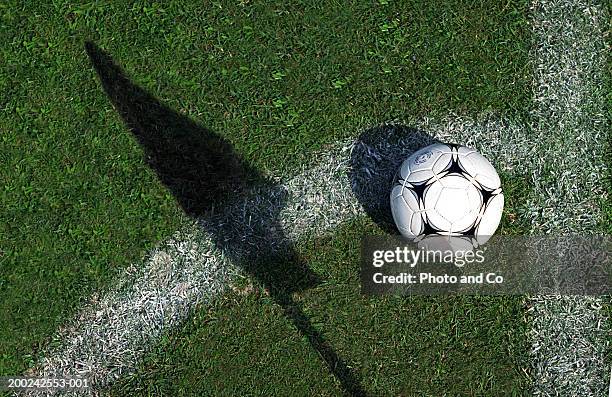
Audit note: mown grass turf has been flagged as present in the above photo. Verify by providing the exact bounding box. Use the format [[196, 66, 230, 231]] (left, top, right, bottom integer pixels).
[[110, 218, 531, 396], [1, 0, 531, 387]]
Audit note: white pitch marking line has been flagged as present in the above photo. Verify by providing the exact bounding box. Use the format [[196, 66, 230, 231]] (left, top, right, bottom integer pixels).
[[526, 0, 609, 395]]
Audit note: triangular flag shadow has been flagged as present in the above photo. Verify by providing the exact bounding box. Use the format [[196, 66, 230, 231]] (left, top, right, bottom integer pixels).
[[85, 42, 367, 397]]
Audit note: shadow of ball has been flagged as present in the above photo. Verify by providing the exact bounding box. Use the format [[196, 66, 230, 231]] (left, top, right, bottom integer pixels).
[[349, 124, 439, 233]]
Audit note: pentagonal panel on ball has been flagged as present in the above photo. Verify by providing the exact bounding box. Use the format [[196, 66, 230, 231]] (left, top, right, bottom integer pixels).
[[436, 175, 481, 220], [437, 188, 471, 224]]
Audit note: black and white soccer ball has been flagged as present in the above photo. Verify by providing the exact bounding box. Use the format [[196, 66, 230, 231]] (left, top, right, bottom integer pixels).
[[390, 143, 504, 246]]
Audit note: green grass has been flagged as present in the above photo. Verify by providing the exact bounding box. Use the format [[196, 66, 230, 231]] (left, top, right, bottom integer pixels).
[[110, 218, 531, 396], [498, 171, 534, 235], [0, 0, 532, 391]]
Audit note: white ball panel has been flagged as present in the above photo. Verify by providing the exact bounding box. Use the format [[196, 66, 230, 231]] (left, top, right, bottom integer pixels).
[[408, 212, 424, 236], [434, 175, 481, 224], [423, 181, 443, 212], [475, 173, 500, 191], [465, 184, 483, 209], [400, 144, 453, 183], [407, 169, 436, 184], [391, 195, 416, 235], [452, 209, 479, 233], [439, 174, 472, 189], [399, 159, 412, 180], [436, 188, 470, 223], [396, 215, 422, 238], [391, 187, 424, 238], [458, 152, 501, 190], [423, 181, 451, 230], [457, 146, 477, 157], [390, 184, 404, 200], [476, 193, 504, 243], [432, 153, 453, 174], [427, 209, 452, 231], [401, 186, 421, 212]]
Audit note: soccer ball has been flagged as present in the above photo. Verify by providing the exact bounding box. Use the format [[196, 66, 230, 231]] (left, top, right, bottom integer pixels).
[[390, 143, 503, 246]]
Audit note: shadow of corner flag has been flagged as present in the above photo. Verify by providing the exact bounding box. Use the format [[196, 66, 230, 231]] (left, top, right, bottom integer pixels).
[[83, 41, 261, 217], [84, 41, 368, 397]]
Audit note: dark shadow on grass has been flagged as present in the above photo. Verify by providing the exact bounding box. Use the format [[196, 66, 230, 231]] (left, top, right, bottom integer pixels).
[[85, 41, 367, 397], [349, 125, 438, 233]]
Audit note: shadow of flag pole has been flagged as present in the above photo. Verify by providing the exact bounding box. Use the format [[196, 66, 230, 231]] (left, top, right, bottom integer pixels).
[[85, 42, 367, 397]]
